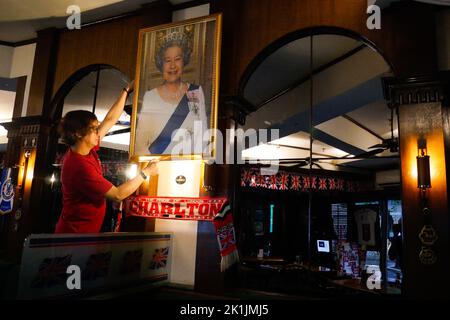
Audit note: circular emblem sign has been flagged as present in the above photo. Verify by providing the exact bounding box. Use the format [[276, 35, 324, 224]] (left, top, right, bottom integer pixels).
[[419, 247, 437, 265], [175, 175, 186, 185], [1, 178, 14, 201], [419, 225, 438, 246]]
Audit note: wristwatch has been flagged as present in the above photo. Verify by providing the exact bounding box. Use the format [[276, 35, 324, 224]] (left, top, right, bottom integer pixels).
[[139, 170, 148, 180]]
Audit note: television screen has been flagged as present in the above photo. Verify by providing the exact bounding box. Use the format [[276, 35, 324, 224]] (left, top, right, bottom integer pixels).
[[317, 240, 330, 253]]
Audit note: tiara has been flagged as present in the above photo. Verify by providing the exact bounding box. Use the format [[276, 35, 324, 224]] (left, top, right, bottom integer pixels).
[[156, 25, 194, 51], [163, 31, 186, 43]]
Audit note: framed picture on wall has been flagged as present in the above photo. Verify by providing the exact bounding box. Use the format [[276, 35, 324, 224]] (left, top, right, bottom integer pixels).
[[130, 13, 222, 161]]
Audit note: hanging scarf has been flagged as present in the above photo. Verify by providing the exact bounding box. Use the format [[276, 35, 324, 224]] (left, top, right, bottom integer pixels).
[[122, 196, 239, 271], [213, 201, 239, 272]]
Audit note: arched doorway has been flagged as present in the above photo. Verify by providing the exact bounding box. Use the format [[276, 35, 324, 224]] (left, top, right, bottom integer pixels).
[[234, 27, 402, 295]]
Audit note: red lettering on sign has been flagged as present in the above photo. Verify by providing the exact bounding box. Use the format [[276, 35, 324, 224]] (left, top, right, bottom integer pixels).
[[198, 204, 209, 216], [174, 203, 186, 215], [139, 200, 149, 215], [186, 203, 199, 216], [209, 203, 221, 216], [149, 201, 159, 215], [161, 202, 173, 214]]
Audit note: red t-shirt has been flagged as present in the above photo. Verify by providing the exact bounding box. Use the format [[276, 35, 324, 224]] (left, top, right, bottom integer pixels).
[[55, 145, 113, 233]]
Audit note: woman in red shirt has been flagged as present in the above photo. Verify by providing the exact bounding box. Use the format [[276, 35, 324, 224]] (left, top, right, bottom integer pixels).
[[55, 83, 158, 233]]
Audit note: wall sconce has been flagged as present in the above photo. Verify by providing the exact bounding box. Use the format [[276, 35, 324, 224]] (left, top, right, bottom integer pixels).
[[416, 137, 437, 265], [417, 138, 431, 190]]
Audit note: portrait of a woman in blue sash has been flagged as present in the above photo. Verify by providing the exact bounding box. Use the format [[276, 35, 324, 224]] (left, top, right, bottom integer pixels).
[[135, 29, 208, 156]]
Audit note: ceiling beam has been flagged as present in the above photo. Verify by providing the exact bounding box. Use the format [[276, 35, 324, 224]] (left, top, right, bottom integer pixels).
[[257, 45, 366, 109], [272, 76, 385, 138], [341, 114, 384, 141]]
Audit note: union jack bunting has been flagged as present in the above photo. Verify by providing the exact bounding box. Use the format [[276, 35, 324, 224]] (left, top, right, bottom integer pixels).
[[83, 252, 112, 281], [120, 249, 143, 275], [241, 169, 252, 187], [278, 172, 289, 190], [337, 179, 345, 191], [249, 173, 257, 187], [269, 175, 277, 190], [291, 175, 301, 190], [149, 247, 169, 270], [256, 174, 265, 188], [329, 178, 337, 190], [311, 176, 318, 189], [31, 255, 72, 288], [302, 176, 310, 190], [319, 178, 328, 190], [240, 170, 246, 187], [240, 168, 370, 193]]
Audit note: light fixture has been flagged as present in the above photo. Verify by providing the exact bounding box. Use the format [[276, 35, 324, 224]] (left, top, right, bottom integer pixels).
[[416, 137, 437, 265], [417, 138, 431, 190], [126, 163, 138, 179]]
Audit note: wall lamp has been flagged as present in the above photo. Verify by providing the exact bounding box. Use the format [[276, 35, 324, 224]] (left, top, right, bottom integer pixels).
[[416, 137, 437, 265], [417, 138, 431, 190]]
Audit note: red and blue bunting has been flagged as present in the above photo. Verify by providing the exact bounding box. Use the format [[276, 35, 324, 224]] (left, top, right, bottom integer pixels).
[[240, 168, 370, 193]]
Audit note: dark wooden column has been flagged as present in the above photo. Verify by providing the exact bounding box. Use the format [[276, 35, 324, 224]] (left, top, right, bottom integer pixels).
[[384, 73, 450, 299], [26, 28, 59, 117], [1, 117, 51, 262], [0, 27, 59, 262], [13, 76, 27, 118]]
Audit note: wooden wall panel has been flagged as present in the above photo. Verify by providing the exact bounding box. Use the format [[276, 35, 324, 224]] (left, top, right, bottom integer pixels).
[[52, 1, 172, 99], [211, 0, 438, 95]]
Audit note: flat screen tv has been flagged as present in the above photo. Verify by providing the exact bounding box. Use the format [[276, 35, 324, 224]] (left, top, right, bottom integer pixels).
[[317, 240, 330, 253]]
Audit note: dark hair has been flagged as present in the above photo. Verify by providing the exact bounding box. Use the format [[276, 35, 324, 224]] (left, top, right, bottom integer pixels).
[[155, 38, 191, 73], [57, 110, 97, 146]]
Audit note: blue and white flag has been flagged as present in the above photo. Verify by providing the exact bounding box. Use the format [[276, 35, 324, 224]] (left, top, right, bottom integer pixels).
[[0, 168, 14, 214]]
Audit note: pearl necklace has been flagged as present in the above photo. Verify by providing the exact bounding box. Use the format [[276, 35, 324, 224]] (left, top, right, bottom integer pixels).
[[163, 82, 184, 100]]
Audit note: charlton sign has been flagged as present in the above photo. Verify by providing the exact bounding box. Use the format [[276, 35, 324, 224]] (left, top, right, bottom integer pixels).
[[124, 196, 228, 221]]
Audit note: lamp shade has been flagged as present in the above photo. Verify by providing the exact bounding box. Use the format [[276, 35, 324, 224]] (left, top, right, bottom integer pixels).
[[417, 155, 431, 189]]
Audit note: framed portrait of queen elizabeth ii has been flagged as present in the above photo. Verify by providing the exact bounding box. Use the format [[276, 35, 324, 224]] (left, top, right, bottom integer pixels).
[[130, 13, 222, 159]]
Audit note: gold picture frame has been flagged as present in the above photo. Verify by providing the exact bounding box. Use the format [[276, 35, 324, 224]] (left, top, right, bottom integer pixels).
[[130, 13, 222, 162]]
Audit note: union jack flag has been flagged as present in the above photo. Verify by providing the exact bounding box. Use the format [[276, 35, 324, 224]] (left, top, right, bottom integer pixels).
[[337, 179, 345, 191], [249, 173, 257, 187], [291, 175, 301, 190], [120, 249, 143, 275], [311, 176, 317, 189], [278, 173, 289, 190], [302, 176, 310, 190], [319, 178, 328, 190], [83, 252, 112, 281], [149, 247, 169, 270], [256, 174, 265, 188], [241, 169, 252, 187], [217, 222, 237, 253], [269, 175, 277, 190], [329, 178, 337, 190], [31, 255, 72, 288], [240, 170, 247, 187]]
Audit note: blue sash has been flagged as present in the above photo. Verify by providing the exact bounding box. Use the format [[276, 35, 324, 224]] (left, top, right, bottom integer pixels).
[[148, 84, 199, 154]]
